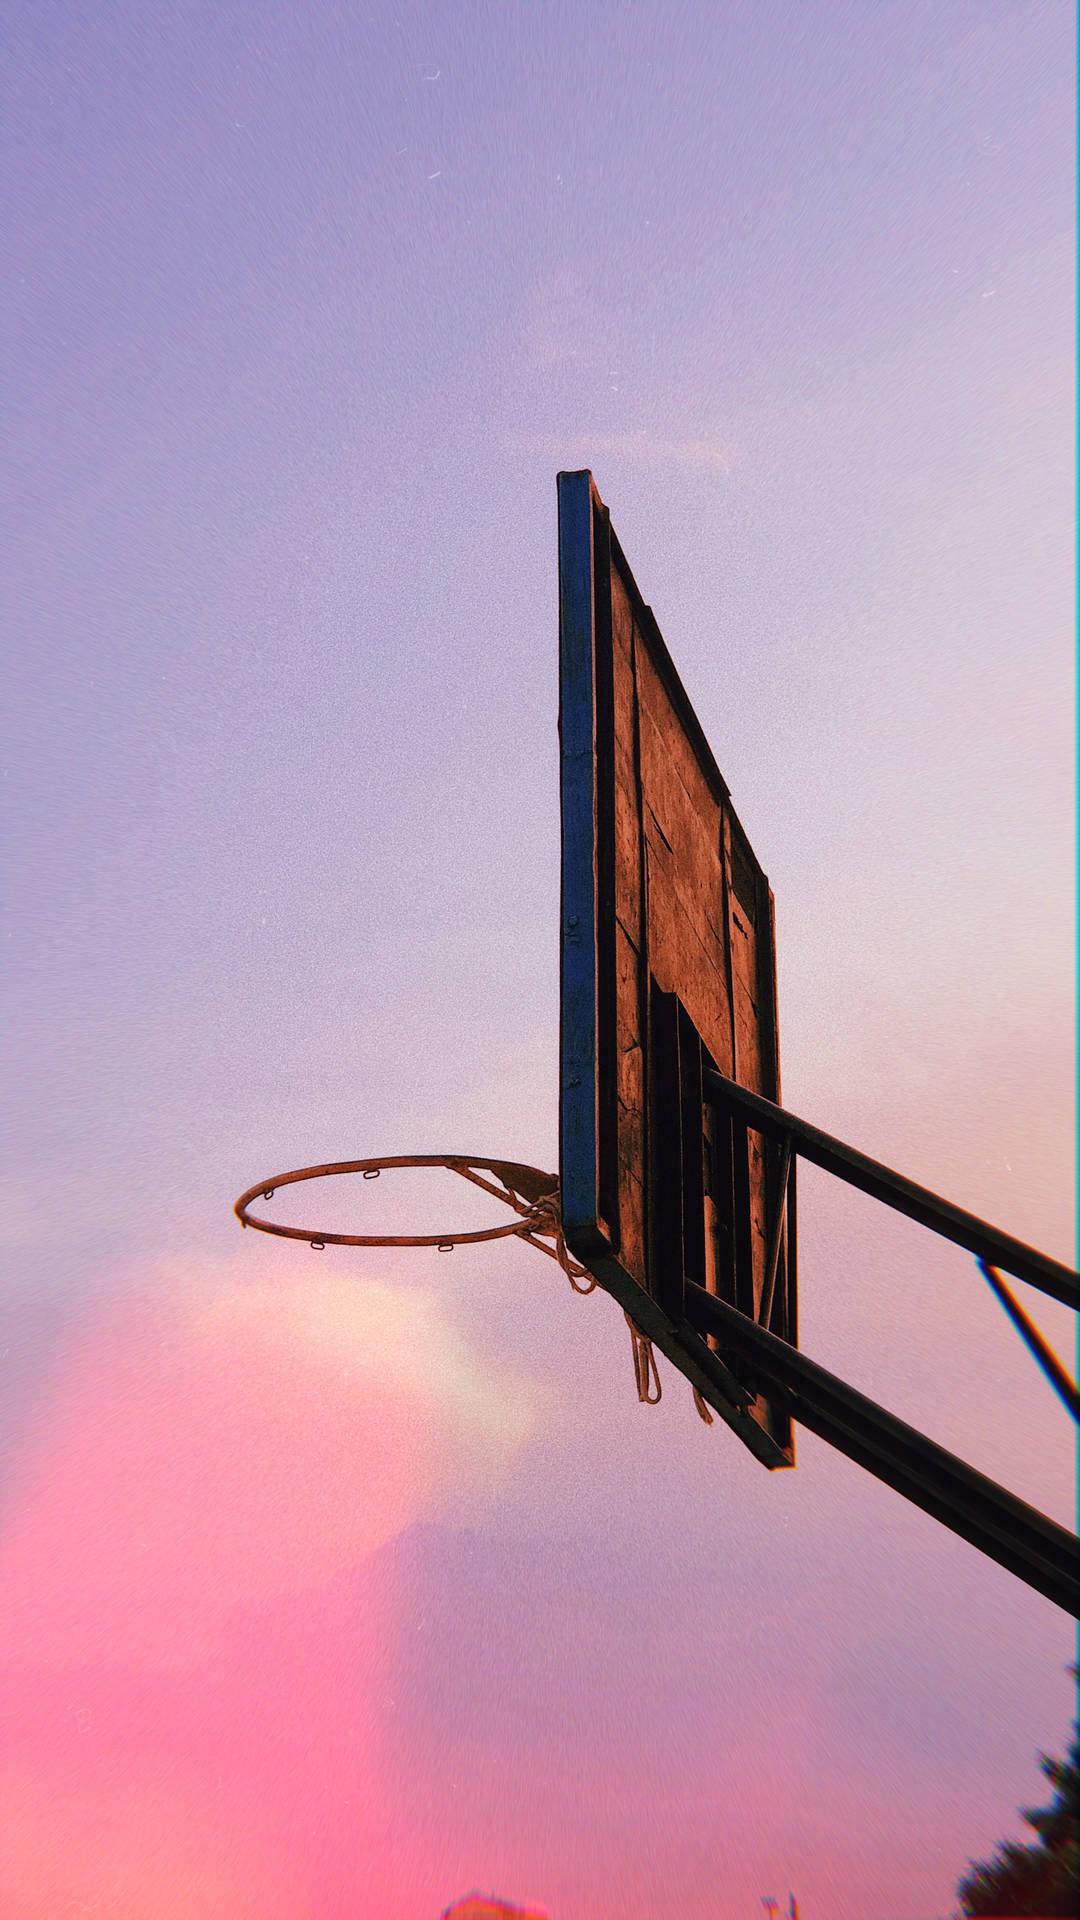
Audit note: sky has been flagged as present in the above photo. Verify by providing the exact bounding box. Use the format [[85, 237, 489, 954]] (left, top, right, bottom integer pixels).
[[2, 2, 1076, 1917]]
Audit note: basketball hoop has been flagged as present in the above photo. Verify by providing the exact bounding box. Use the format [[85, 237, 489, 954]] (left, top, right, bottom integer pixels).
[[234, 1153, 597, 1291], [231, 1152, 687, 1409]]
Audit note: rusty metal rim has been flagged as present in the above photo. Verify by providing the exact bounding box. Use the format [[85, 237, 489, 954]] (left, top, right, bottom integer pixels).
[[233, 1154, 556, 1248]]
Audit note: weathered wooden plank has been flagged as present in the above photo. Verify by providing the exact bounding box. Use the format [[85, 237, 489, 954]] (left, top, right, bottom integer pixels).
[[559, 470, 792, 1464], [645, 834, 734, 1079]]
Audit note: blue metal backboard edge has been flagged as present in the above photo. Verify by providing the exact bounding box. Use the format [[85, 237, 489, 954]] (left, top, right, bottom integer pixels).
[[557, 471, 608, 1254]]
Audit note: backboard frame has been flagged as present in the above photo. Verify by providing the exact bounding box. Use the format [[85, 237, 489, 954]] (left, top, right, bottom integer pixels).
[[558, 469, 795, 1466]]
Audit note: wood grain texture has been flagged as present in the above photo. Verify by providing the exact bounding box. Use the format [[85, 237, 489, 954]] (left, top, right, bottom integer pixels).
[[559, 470, 793, 1465]]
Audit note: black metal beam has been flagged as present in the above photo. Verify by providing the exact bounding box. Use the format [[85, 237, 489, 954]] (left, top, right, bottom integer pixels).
[[682, 1282, 1079, 1616], [977, 1261, 1080, 1422], [702, 1068, 1079, 1311]]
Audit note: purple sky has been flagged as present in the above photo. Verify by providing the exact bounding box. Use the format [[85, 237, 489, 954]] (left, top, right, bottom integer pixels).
[[4, 4, 1076, 1918]]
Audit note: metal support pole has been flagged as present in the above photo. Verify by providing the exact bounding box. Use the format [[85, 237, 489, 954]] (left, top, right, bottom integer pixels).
[[702, 1068, 1079, 1311], [682, 1282, 1079, 1616], [977, 1261, 1080, 1422]]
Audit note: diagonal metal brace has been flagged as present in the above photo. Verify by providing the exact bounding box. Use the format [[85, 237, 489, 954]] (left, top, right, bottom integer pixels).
[[977, 1260, 1080, 1422], [702, 1068, 1079, 1311], [683, 1282, 1079, 1617]]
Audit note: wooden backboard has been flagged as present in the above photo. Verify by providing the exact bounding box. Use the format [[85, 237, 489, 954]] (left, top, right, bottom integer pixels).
[[558, 471, 795, 1466]]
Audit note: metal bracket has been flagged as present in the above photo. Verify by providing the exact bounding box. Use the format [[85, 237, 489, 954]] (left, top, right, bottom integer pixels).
[[683, 1283, 1078, 1616], [696, 1069, 1079, 1614]]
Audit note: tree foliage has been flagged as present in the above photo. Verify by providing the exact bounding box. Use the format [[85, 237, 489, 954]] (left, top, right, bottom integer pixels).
[[957, 1713, 1078, 1917]]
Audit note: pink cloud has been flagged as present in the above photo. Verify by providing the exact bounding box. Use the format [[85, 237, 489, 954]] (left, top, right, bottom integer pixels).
[[0, 1256, 537, 1916]]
